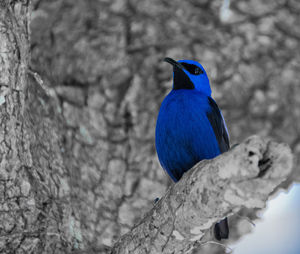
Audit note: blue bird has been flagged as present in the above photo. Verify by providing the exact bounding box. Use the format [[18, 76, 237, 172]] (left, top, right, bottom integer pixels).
[[155, 57, 230, 240]]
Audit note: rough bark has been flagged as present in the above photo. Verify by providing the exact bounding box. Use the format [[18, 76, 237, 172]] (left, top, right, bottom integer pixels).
[[1, 1, 299, 254], [0, 2, 80, 253], [111, 136, 293, 254]]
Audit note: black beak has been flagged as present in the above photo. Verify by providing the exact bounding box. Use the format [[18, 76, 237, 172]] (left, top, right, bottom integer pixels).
[[163, 57, 185, 71], [163, 57, 194, 90]]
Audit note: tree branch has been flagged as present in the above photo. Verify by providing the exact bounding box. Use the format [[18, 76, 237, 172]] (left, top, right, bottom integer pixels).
[[111, 136, 293, 254]]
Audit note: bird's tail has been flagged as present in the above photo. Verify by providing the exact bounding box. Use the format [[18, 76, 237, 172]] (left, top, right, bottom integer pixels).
[[214, 217, 229, 241]]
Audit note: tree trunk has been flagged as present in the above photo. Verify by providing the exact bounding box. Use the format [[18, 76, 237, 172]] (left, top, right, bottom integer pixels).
[[0, 2, 79, 253]]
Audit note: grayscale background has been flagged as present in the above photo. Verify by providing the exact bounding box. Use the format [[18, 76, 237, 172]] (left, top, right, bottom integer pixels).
[[28, 0, 300, 253]]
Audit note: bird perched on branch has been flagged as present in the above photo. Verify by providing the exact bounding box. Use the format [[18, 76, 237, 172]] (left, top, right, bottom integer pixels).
[[155, 57, 230, 240]]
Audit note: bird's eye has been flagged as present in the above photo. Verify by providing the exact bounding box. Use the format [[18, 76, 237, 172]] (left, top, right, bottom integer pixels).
[[194, 67, 202, 75], [181, 63, 204, 75]]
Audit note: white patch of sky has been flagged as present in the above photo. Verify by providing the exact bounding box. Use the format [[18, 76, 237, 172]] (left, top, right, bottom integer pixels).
[[231, 183, 300, 254]]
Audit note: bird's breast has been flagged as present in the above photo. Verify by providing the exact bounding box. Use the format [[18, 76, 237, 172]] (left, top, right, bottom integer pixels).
[[155, 90, 221, 181]]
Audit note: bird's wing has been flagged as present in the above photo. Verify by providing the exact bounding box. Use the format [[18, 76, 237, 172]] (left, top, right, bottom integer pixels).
[[206, 97, 230, 153]]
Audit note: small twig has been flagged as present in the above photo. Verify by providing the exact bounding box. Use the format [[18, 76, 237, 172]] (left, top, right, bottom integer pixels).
[[28, 69, 52, 96]]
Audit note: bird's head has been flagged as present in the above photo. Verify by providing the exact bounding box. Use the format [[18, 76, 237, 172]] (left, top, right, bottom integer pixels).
[[164, 57, 211, 96]]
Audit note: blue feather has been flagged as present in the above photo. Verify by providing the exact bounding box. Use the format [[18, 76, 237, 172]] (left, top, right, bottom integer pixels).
[[155, 89, 221, 181]]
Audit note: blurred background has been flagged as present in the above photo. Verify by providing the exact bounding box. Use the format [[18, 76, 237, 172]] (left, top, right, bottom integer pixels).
[[30, 0, 300, 253]]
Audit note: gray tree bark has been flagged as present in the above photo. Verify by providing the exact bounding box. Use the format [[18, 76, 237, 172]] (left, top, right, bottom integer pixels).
[[0, 1, 298, 254], [0, 1, 79, 253], [111, 136, 293, 254]]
